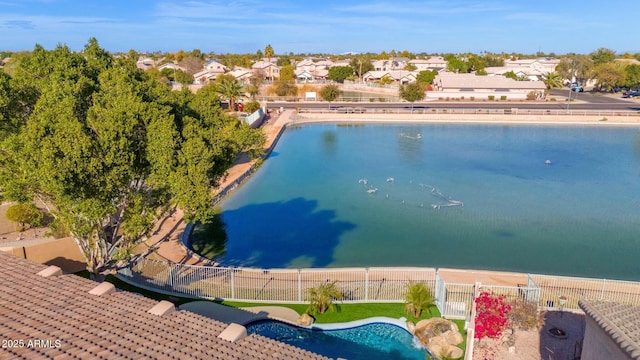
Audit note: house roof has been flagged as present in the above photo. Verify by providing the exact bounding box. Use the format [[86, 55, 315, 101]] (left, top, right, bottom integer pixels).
[[364, 70, 416, 81], [579, 299, 640, 360], [252, 61, 277, 69], [0, 252, 330, 360], [434, 73, 546, 90]]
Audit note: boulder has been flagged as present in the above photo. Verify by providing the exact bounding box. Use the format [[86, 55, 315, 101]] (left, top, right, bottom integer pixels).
[[296, 313, 314, 326], [415, 318, 464, 359], [406, 321, 416, 335]]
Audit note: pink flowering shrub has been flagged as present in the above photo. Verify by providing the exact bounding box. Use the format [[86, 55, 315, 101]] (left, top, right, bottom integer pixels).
[[474, 290, 512, 339]]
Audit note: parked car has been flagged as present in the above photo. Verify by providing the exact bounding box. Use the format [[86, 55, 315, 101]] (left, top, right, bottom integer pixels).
[[623, 90, 640, 98], [572, 85, 584, 92]]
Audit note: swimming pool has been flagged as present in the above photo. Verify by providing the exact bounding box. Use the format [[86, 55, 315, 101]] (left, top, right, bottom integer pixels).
[[246, 318, 430, 360]]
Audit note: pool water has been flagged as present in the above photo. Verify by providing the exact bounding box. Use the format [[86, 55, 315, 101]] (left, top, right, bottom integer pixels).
[[246, 320, 429, 360]]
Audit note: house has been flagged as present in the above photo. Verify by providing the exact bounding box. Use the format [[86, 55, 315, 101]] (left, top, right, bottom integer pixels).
[[295, 58, 334, 80], [503, 58, 560, 74], [409, 56, 447, 71], [430, 72, 546, 100], [484, 66, 544, 81], [157, 62, 186, 73], [252, 60, 280, 80], [0, 251, 329, 359], [204, 59, 228, 73], [362, 70, 417, 85], [228, 68, 254, 84], [579, 299, 640, 360], [136, 57, 155, 70], [192, 69, 220, 84], [372, 58, 407, 71]]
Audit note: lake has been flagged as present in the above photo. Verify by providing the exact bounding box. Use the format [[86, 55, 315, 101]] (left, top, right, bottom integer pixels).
[[212, 123, 640, 281]]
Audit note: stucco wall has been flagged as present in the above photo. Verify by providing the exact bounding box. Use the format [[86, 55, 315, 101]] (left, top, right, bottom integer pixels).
[[582, 316, 634, 360], [0, 237, 86, 273]]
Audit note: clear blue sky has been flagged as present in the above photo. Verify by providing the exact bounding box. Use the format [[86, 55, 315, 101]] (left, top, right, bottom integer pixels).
[[1, 0, 638, 55]]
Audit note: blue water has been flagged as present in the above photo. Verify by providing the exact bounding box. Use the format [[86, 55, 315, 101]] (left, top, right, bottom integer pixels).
[[216, 124, 640, 280], [246, 320, 428, 360]]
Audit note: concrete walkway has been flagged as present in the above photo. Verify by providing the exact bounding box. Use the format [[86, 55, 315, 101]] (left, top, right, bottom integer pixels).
[[179, 301, 301, 325]]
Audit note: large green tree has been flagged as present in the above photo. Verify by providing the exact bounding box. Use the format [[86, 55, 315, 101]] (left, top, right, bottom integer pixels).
[[0, 40, 265, 280], [399, 82, 425, 110], [350, 57, 374, 80], [416, 70, 438, 86], [217, 78, 244, 111], [541, 71, 563, 89], [327, 66, 354, 83], [319, 84, 340, 103]]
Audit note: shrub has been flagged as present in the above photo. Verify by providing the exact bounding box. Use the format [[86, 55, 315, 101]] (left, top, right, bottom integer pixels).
[[526, 91, 537, 100], [6, 203, 43, 231], [500, 95, 507, 101], [244, 100, 261, 113], [470, 96, 475, 100], [306, 281, 343, 314], [404, 282, 435, 318], [474, 290, 511, 339], [507, 300, 545, 331], [488, 95, 495, 100]]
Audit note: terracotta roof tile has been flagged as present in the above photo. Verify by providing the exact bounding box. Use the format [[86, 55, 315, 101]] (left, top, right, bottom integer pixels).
[[579, 299, 640, 359], [0, 252, 330, 359]]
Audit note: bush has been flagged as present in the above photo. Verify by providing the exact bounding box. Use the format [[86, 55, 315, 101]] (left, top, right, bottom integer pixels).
[[470, 96, 475, 100], [306, 281, 343, 314], [488, 95, 495, 100], [507, 300, 545, 331], [526, 91, 537, 100], [404, 282, 435, 318], [6, 203, 43, 231], [474, 290, 511, 339], [500, 95, 507, 101], [244, 100, 261, 113]]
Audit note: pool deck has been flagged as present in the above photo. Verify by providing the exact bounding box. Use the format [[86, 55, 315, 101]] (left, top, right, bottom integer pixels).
[[142, 108, 640, 285], [179, 301, 301, 325]]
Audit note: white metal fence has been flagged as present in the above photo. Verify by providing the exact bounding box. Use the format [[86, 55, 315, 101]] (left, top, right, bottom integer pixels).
[[116, 258, 640, 319]]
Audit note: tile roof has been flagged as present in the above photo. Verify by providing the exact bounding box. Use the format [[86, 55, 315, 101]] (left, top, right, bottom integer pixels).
[[0, 252, 330, 360], [579, 299, 640, 360]]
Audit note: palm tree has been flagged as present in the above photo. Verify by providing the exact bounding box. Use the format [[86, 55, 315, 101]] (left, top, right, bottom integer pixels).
[[404, 281, 435, 318], [541, 71, 563, 90], [217, 79, 244, 111], [306, 281, 343, 314]]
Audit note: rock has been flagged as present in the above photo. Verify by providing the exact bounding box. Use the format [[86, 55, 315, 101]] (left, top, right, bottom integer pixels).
[[447, 346, 464, 359], [296, 313, 314, 326], [443, 330, 464, 346], [406, 321, 416, 335]]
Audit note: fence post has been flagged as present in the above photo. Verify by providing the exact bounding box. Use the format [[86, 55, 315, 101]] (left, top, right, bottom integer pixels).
[[230, 268, 235, 300], [298, 269, 302, 303], [600, 279, 606, 300], [365, 267, 369, 301], [168, 262, 174, 290], [435, 269, 443, 314]]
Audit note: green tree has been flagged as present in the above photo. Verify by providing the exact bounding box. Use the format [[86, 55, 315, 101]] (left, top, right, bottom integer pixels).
[[0, 40, 265, 280], [624, 64, 640, 88], [350, 57, 374, 79], [306, 281, 343, 314], [404, 282, 435, 318], [276, 55, 291, 67], [591, 47, 616, 66], [243, 100, 261, 113], [279, 64, 295, 81], [503, 70, 518, 80], [6, 203, 43, 230], [416, 70, 438, 86], [217, 79, 244, 111], [541, 71, 562, 89], [174, 69, 194, 85], [404, 63, 417, 71], [264, 44, 275, 60], [327, 66, 354, 83], [445, 55, 468, 73], [319, 84, 340, 103], [271, 79, 298, 97], [399, 82, 426, 109], [591, 62, 626, 91], [379, 75, 393, 85]]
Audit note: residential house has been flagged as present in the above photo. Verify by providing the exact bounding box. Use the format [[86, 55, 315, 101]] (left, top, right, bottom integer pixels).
[[362, 70, 417, 85], [228, 68, 254, 84], [294, 58, 332, 82], [252, 60, 279, 80], [431, 72, 546, 100], [484, 66, 543, 81], [0, 251, 330, 359], [136, 57, 155, 70], [372, 58, 407, 71], [503, 58, 560, 74], [408, 56, 447, 71], [204, 58, 228, 73], [579, 299, 640, 360], [157, 62, 186, 73]]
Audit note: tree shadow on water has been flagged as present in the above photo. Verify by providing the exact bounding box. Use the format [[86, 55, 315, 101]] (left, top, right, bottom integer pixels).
[[219, 197, 356, 268]]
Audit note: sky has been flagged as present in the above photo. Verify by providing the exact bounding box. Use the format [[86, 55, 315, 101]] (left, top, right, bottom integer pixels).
[[1, 0, 638, 55]]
